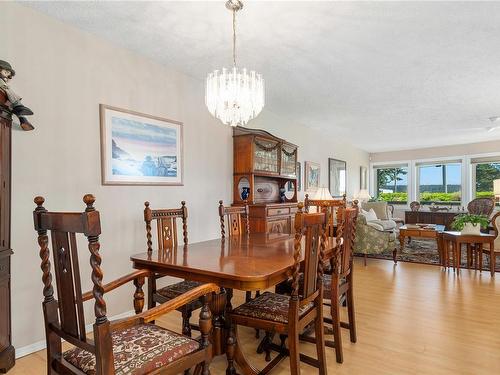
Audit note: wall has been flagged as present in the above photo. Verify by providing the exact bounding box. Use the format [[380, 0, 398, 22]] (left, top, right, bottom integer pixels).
[[251, 110, 369, 199], [370, 140, 500, 163], [0, 3, 369, 353]]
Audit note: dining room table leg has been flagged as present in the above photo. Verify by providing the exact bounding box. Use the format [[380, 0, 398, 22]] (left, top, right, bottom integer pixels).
[[211, 287, 229, 356]]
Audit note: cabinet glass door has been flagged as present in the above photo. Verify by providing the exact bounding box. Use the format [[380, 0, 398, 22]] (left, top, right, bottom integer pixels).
[[281, 145, 297, 177], [253, 138, 279, 173]]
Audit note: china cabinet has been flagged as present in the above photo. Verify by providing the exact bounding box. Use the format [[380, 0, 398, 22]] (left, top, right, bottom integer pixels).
[[233, 127, 298, 234]]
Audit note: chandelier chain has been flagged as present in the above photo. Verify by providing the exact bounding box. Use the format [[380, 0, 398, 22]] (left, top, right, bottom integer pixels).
[[232, 9, 237, 67]]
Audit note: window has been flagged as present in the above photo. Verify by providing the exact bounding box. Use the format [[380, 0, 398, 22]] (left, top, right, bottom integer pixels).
[[472, 157, 500, 204], [417, 162, 461, 205], [375, 166, 408, 203]]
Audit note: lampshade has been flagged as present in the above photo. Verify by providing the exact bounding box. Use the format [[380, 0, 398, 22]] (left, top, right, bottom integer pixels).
[[311, 187, 334, 200], [494, 179, 500, 197], [354, 189, 371, 201]]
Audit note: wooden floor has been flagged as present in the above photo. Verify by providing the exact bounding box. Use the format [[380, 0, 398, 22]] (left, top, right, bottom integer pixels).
[[10, 258, 500, 374]]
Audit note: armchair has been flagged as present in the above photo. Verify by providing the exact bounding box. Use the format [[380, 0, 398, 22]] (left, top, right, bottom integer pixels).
[[33, 194, 218, 375], [355, 201, 397, 265]]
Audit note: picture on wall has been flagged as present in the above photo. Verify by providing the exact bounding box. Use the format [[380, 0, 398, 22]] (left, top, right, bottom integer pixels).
[[100, 104, 183, 185], [329, 158, 347, 197], [360, 166, 368, 190], [305, 161, 320, 192]]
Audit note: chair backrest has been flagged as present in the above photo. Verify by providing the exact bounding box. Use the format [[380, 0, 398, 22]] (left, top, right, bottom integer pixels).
[[304, 194, 346, 236], [218, 200, 249, 238], [291, 203, 328, 302], [361, 200, 389, 220], [33, 194, 108, 356], [410, 201, 421, 212], [491, 211, 500, 250], [144, 201, 188, 254], [332, 206, 358, 278], [468, 198, 495, 217]]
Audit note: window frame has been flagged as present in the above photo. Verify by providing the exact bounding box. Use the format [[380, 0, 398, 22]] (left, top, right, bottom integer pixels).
[[415, 161, 463, 206]]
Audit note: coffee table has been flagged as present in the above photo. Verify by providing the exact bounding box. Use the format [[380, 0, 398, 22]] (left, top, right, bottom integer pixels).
[[398, 224, 446, 263]]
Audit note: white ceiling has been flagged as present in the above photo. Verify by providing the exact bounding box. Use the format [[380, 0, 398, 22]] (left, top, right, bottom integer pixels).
[[24, 1, 500, 152]]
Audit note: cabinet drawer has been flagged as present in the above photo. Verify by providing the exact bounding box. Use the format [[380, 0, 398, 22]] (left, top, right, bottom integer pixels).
[[267, 218, 290, 234], [267, 207, 290, 217]]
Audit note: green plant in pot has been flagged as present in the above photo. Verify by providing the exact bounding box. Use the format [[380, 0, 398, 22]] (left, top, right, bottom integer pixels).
[[451, 214, 490, 235]]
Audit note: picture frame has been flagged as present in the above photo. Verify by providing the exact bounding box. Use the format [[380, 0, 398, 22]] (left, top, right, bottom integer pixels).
[[360, 166, 368, 190], [100, 104, 183, 185], [328, 158, 347, 197], [305, 161, 321, 192]]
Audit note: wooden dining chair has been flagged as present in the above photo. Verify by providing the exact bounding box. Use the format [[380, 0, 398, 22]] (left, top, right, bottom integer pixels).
[[218, 200, 250, 238], [144, 201, 203, 338], [468, 197, 496, 217], [305, 193, 345, 239], [34, 194, 217, 375], [477, 211, 500, 272], [322, 206, 358, 363], [225, 203, 328, 375]]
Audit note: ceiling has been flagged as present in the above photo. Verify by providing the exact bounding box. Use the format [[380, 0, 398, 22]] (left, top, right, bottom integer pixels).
[[24, 1, 500, 152]]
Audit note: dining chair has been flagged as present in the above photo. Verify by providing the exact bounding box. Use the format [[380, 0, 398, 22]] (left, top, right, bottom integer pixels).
[[218, 200, 250, 238], [304, 193, 345, 238], [225, 203, 328, 375], [34, 194, 217, 375], [467, 197, 496, 217], [477, 210, 500, 272], [144, 201, 203, 337]]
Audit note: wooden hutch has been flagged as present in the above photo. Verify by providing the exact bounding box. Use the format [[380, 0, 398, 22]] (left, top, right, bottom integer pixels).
[[233, 127, 298, 234], [0, 93, 14, 372]]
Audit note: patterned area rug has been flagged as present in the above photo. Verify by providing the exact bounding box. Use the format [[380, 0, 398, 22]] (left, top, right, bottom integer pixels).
[[355, 238, 500, 272]]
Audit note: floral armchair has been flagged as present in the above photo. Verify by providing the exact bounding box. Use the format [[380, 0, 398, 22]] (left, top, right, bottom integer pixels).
[[354, 201, 397, 265]]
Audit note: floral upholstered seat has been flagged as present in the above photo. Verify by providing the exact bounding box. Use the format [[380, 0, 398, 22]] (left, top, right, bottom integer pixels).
[[63, 323, 199, 375], [231, 292, 313, 324], [156, 280, 203, 302]]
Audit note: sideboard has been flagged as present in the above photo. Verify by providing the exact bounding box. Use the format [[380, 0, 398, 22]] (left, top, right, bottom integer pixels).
[[405, 210, 459, 230]]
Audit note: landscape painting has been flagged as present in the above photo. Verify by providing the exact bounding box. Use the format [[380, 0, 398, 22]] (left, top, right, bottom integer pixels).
[[100, 105, 183, 185], [305, 161, 320, 192]]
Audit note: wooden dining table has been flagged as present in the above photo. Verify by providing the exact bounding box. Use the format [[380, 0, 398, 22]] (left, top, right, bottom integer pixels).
[[130, 232, 337, 374]]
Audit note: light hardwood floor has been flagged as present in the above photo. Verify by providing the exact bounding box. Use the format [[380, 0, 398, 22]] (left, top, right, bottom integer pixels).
[[10, 258, 500, 374]]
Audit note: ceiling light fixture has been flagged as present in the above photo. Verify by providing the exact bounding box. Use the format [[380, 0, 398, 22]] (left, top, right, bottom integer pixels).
[[205, 0, 265, 127]]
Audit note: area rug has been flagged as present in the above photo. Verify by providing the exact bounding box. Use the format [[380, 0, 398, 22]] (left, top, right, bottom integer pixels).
[[355, 238, 500, 272]]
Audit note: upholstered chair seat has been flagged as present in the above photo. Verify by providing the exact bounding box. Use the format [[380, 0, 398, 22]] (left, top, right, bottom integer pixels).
[[63, 323, 200, 374], [232, 292, 313, 324], [156, 280, 204, 306]]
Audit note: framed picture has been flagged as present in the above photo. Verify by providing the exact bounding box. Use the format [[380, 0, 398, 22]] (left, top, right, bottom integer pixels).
[[360, 166, 368, 190], [329, 158, 347, 197], [305, 161, 320, 192], [100, 104, 183, 185]]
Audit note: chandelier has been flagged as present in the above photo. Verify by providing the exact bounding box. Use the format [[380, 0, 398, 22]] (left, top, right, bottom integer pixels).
[[205, 0, 265, 127]]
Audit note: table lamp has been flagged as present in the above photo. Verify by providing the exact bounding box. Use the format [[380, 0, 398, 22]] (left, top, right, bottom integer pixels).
[[354, 189, 371, 203], [312, 186, 334, 200], [494, 179, 500, 202]]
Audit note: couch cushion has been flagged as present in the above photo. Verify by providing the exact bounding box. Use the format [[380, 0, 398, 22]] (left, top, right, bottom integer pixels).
[[362, 201, 389, 220], [361, 208, 378, 222], [63, 323, 199, 375], [371, 219, 397, 231], [232, 292, 312, 324]]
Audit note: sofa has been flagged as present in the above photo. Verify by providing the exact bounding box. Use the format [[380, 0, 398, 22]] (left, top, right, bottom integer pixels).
[[354, 201, 398, 264]]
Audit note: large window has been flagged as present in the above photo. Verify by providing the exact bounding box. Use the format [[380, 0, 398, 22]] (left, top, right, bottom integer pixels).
[[472, 158, 500, 203], [375, 166, 408, 203], [417, 162, 461, 205]]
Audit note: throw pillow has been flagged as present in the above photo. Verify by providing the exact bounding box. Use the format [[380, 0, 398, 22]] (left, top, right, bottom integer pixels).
[[361, 208, 378, 222]]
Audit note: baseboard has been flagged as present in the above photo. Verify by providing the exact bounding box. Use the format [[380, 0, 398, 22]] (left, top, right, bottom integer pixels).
[[15, 310, 135, 359]]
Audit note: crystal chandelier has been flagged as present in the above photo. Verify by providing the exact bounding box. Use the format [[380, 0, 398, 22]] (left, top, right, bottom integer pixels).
[[205, 0, 265, 127]]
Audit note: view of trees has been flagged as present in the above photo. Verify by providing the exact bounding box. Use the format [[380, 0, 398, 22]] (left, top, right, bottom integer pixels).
[[475, 162, 500, 197]]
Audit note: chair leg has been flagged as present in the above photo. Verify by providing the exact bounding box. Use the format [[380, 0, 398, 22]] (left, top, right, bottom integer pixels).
[[288, 324, 301, 375], [225, 325, 237, 375], [182, 308, 193, 337], [331, 283, 343, 363], [245, 291, 252, 302], [364, 254, 367, 266], [346, 281, 357, 343], [314, 300, 327, 375]]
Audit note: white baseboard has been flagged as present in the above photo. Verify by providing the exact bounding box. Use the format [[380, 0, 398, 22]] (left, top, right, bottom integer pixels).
[[15, 310, 135, 359]]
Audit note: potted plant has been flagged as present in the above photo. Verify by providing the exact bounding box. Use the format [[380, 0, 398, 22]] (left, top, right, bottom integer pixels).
[[451, 214, 490, 235]]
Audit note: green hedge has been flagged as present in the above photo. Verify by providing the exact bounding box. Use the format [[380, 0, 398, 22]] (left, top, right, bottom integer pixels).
[[476, 191, 494, 198], [378, 191, 496, 204], [419, 192, 461, 202], [378, 192, 408, 202]]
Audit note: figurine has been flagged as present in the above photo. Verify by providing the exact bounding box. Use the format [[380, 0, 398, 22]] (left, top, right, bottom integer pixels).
[[0, 60, 34, 131]]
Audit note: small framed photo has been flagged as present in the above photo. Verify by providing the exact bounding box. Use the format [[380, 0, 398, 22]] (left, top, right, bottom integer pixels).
[[305, 161, 320, 192], [100, 105, 183, 185]]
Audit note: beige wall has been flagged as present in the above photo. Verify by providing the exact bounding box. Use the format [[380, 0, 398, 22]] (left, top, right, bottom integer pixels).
[[1, 3, 368, 352], [370, 140, 500, 163]]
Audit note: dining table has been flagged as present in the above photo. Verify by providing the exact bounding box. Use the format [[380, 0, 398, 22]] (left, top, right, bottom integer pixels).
[[130, 232, 337, 375]]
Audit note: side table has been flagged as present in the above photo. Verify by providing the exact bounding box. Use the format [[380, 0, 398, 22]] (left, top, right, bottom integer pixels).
[[441, 231, 496, 276]]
